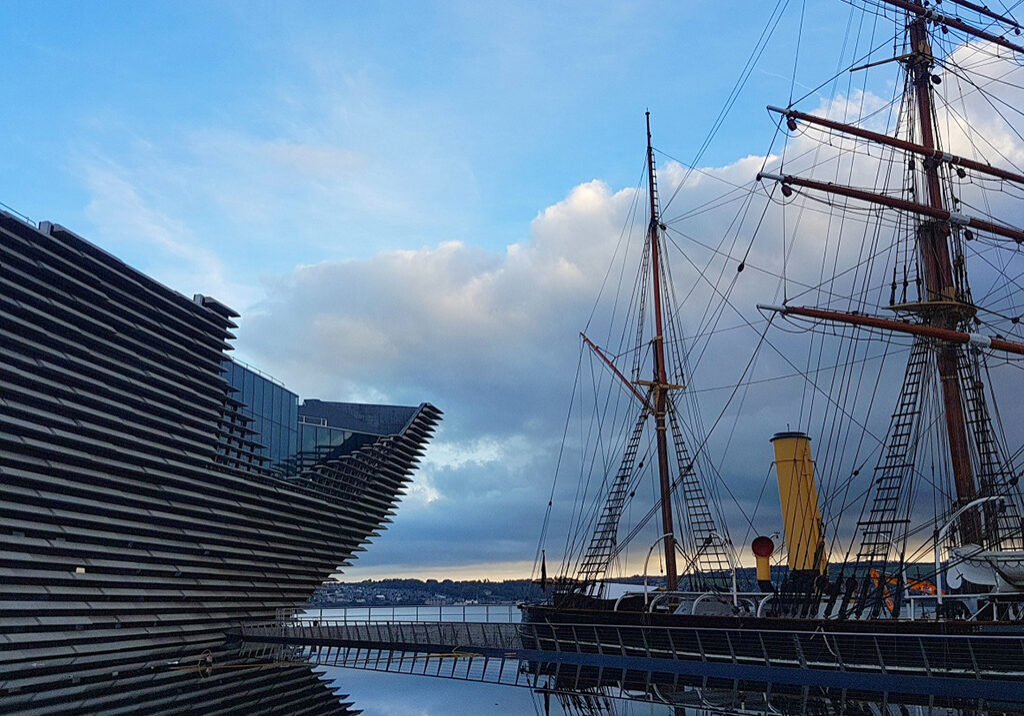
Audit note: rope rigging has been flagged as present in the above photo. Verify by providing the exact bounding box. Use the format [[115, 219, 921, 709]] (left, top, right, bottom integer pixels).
[[533, 0, 1024, 620]]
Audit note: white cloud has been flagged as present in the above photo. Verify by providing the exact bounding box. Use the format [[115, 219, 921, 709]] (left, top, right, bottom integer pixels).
[[241, 179, 639, 415], [68, 33, 1024, 577], [426, 436, 532, 472], [403, 473, 441, 507], [242, 58, 1024, 576], [81, 161, 258, 307]]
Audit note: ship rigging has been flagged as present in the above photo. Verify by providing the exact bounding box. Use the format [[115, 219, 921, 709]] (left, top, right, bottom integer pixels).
[[527, 0, 1024, 659]]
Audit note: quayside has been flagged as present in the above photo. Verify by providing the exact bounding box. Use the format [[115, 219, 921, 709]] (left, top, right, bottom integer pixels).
[[234, 614, 1024, 704]]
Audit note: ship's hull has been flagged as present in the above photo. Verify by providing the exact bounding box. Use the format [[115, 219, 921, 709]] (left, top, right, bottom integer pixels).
[[520, 603, 1024, 699]]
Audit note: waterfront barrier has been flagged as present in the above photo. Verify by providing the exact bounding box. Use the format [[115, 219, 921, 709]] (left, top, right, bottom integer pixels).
[[297, 603, 521, 623], [233, 617, 1024, 701]]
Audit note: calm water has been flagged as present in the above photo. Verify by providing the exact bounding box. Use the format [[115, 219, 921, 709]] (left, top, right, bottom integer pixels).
[[319, 667, 1024, 716], [306, 605, 546, 714], [320, 668, 556, 715], [304, 606, 676, 715], [296, 606, 1024, 715]]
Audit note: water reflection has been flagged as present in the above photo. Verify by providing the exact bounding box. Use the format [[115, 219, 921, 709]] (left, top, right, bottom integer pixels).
[[302, 604, 523, 623], [322, 660, 1024, 716], [266, 608, 1024, 716], [11, 637, 1020, 714], [2, 645, 358, 715], [321, 668, 546, 715], [311, 641, 1024, 715]]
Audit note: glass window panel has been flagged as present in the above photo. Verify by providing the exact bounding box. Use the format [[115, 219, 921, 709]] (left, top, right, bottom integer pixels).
[[253, 379, 264, 418]]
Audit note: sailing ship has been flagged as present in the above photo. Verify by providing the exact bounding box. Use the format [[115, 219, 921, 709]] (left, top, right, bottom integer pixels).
[[521, 0, 1024, 694]]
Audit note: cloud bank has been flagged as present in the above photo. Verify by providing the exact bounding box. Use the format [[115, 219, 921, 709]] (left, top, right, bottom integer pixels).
[[236, 47, 1024, 577], [59, 24, 1024, 579]]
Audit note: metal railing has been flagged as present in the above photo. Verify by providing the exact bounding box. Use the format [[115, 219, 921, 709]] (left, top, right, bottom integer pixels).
[[242, 619, 521, 652], [516, 620, 1024, 680], [299, 603, 521, 623], [613, 588, 1024, 621], [240, 615, 1024, 681]]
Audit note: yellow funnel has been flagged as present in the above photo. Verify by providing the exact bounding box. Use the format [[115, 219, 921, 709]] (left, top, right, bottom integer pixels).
[[770, 432, 826, 574]]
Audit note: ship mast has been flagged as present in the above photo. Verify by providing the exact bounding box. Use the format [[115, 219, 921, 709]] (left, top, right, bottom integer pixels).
[[906, 15, 980, 543], [646, 111, 679, 592], [758, 0, 1024, 550], [571, 114, 731, 595]]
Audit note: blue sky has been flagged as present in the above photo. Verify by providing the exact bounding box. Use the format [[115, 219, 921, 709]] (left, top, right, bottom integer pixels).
[[4, 1, 1023, 580], [2, 1, 834, 271]]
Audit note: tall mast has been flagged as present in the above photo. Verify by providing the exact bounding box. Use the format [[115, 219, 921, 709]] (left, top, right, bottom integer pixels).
[[646, 111, 679, 591], [907, 15, 981, 543], [757, 0, 1024, 564]]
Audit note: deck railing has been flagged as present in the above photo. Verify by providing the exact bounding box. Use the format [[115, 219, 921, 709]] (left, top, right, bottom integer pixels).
[[243, 619, 521, 651], [240, 616, 1024, 683], [614, 589, 1024, 621], [297, 603, 521, 623], [516, 620, 1024, 680]]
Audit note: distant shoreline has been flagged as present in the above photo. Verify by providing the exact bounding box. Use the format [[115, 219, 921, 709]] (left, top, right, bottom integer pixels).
[[309, 577, 545, 608]]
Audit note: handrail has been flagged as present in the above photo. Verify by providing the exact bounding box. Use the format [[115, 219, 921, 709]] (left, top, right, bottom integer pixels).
[[300, 602, 521, 623], [242, 615, 1024, 686], [247, 614, 1024, 640], [603, 588, 1024, 622]]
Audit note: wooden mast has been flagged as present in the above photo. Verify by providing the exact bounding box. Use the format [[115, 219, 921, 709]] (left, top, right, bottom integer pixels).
[[877, 0, 1024, 54], [754, 171, 1024, 244], [646, 111, 679, 591], [757, 3, 1024, 545], [757, 304, 1024, 357], [766, 106, 1024, 188], [907, 13, 981, 544]]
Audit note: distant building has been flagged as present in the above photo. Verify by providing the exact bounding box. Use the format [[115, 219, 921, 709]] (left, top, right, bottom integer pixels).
[[0, 211, 440, 712]]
